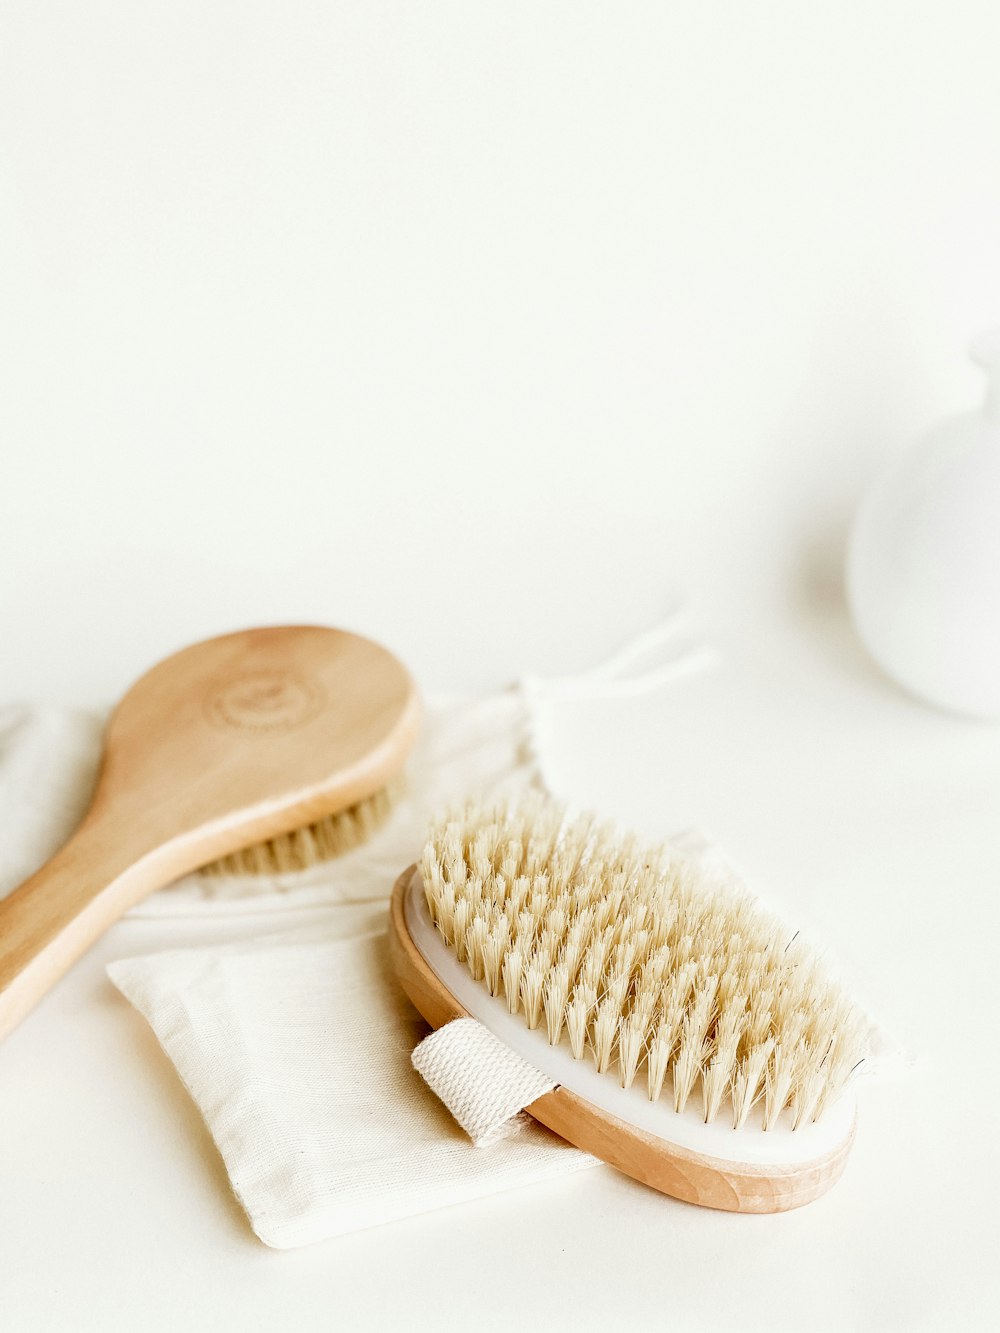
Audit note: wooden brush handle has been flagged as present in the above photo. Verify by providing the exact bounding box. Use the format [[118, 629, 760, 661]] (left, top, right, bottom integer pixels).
[[0, 818, 175, 1040], [0, 626, 420, 1042]]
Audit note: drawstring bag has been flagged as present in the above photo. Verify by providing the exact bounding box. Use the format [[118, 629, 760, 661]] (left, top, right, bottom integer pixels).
[[0, 615, 716, 1248]]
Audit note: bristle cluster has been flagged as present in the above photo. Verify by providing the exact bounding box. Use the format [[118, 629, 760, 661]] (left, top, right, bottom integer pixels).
[[202, 784, 397, 876], [420, 795, 871, 1131]]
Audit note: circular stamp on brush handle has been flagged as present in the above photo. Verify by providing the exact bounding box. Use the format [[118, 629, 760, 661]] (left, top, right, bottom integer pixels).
[[203, 669, 327, 734]]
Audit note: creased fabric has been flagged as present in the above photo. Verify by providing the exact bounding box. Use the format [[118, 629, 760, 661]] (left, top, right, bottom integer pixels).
[[108, 923, 594, 1248]]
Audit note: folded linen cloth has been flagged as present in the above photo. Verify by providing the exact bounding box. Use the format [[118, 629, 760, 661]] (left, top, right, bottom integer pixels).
[[0, 618, 717, 1248], [110, 923, 595, 1247]]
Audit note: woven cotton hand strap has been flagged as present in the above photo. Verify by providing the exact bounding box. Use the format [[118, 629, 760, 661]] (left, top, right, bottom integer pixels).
[[411, 1018, 556, 1147]]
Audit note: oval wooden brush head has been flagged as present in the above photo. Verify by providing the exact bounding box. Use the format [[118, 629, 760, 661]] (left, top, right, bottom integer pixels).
[[0, 625, 420, 1040], [388, 797, 870, 1214]]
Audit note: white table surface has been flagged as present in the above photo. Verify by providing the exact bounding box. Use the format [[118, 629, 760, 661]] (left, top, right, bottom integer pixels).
[[4, 7, 1000, 1325], [2, 611, 997, 1333]]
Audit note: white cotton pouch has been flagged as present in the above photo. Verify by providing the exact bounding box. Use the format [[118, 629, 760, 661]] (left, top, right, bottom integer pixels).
[[110, 921, 595, 1247]]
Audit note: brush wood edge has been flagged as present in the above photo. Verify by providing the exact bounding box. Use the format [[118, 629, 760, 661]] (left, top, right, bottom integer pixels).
[[388, 865, 855, 1214]]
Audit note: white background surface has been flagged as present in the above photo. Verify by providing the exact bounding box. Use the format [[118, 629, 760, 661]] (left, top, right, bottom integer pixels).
[[4, 2, 1000, 700], [2, 4, 1000, 1330]]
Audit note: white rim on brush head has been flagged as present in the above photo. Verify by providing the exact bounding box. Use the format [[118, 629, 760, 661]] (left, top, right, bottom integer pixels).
[[404, 868, 856, 1168]]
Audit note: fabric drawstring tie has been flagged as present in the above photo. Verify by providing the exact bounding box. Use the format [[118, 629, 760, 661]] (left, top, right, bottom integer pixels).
[[518, 601, 719, 801]]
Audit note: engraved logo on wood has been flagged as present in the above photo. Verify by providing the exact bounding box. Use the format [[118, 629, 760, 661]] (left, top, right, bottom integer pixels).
[[205, 670, 326, 733]]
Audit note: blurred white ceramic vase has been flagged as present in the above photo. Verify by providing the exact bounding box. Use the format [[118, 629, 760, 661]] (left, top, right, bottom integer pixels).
[[846, 331, 1000, 719]]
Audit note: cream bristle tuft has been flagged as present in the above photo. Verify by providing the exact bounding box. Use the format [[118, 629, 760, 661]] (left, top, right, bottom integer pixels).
[[201, 782, 399, 876], [421, 793, 873, 1132]]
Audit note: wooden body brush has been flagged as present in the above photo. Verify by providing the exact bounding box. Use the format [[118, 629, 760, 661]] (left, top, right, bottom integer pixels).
[[0, 625, 420, 1041], [389, 796, 871, 1213]]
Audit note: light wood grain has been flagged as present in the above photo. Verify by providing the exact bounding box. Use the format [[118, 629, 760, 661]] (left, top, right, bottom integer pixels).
[[388, 866, 856, 1213], [0, 625, 420, 1041]]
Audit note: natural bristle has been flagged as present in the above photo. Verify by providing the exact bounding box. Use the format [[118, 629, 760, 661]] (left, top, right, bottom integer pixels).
[[201, 782, 398, 876], [420, 794, 871, 1132]]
